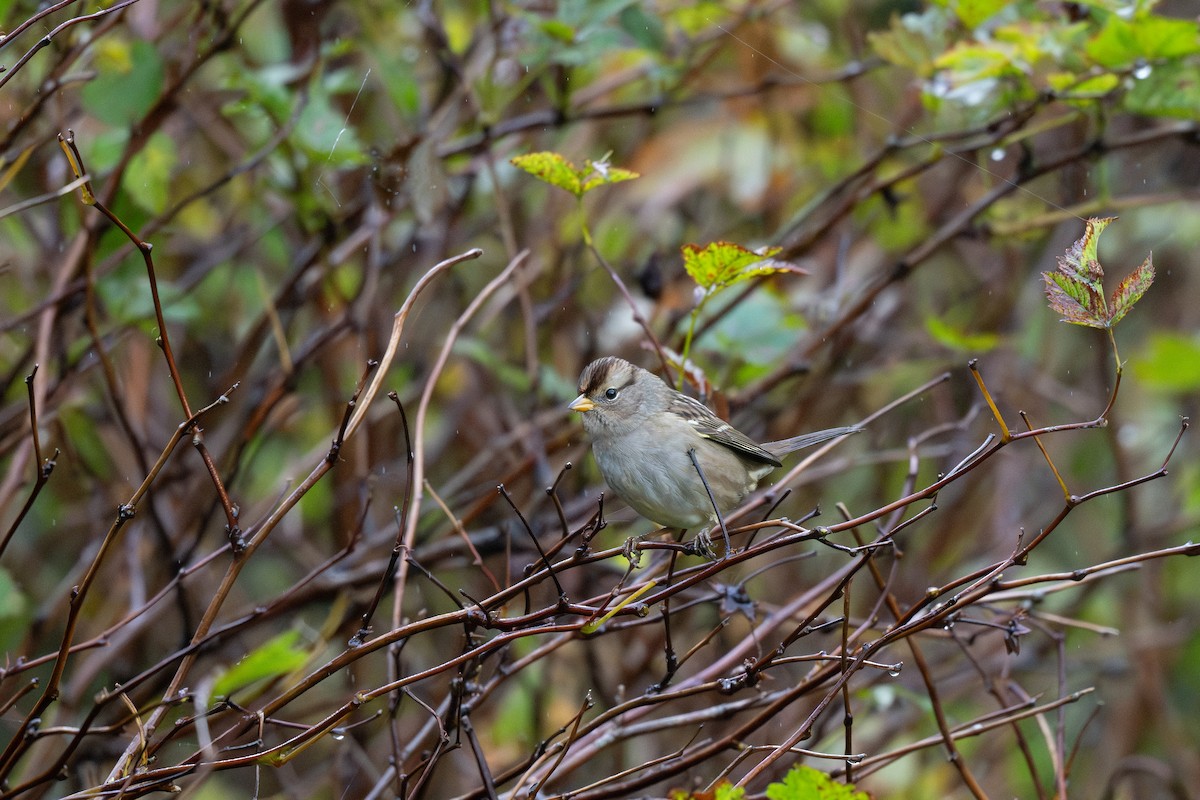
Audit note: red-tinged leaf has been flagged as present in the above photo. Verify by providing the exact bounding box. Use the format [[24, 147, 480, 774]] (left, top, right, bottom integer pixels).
[[1044, 271, 1109, 328], [1043, 217, 1111, 328], [1042, 217, 1154, 329], [1057, 216, 1111, 291], [1107, 253, 1155, 326], [510, 151, 582, 196]]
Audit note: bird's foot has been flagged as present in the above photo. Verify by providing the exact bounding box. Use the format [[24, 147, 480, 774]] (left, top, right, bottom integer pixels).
[[688, 530, 720, 560]]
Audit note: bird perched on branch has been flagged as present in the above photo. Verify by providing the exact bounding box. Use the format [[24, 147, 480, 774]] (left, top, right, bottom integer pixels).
[[569, 356, 858, 554]]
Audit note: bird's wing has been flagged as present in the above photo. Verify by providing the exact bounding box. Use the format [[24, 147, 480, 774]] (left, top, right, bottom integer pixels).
[[670, 394, 783, 467]]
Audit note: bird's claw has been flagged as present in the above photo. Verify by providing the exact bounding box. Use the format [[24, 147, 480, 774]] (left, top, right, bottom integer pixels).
[[689, 531, 719, 560]]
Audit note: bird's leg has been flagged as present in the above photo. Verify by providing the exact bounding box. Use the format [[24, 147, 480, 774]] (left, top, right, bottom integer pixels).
[[687, 447, 729, 559]]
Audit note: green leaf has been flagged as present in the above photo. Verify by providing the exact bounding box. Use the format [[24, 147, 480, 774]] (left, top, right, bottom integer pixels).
[[953, 0, 1009, 29], [765, 764, 869, 800], [925, 315, 1000, 353], [1132, 334, 1200, 392], [511, 151, 639, 198], [1087, 14, 1200, 68], [1042, 217, 1111, 328], [868, 8, 951, 77], [0, 568, 27, 621], [125, 132, 178, 214], [1044, 270, 1109, 328], [619, 4, 668, 52], [512, 152, 583, 195], [714, 782, 746, 800], [1042, 217, 1154, 329], [681, 242, 801, 291], [81, 39, 165, 126], [212, 630, 311, 699], [580, 161, 639, 193], [1048, 71, 1121, 98], [292, 81, 369, 166], [669, 782, 746, 800], [1125, 62, 1200, 120], [538, 18, 577, 44]]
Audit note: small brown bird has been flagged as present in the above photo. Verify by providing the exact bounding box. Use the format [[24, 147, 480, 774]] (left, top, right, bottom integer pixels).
[[569, 357, 857, 549]]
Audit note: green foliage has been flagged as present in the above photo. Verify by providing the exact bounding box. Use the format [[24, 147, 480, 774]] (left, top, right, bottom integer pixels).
[[950, 0, 1010, 29], [0, 567, 28, 655], [211, 630, 311, 700], [925, 315, 999, 353], [2, 0, 1197, 797], [94, 258, 202, 329], [871, 1, 1200, 119], [125, 132, 178, 214], [1133, 333, 1200, 391], [681, 242, 801, 292], [1125, 61, 1200, 119], [668, 767, 867, 800], [1085, 13, 1200, 68], [867, 7, 951, 77], [80, 39, 164, 126], [514, 0, 667, 68], [510, 151, 639, 199], [669, 781, 745, 800], [703, 291, 804, 370], [1042, 217, 1154, 329], [766, 765, 869, 800], [676, 242, 805, 384]]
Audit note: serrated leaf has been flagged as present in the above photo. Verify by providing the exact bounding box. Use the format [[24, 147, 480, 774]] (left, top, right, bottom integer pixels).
[[1042, 217, 1153, 329], [1059, 216, 1109, 289], [681, 242, 800, 291], [1042, 217, 1111, 328], [1044, 271, 1109, 328], [765, 764, 868, 800], [511, 152, 638, 197], [580, 161, 639, 193], [511, 151, 582, 195], [1107, 253, 1154, 326]]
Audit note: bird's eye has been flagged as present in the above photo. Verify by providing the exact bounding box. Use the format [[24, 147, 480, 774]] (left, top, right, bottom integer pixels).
[[604, 387, 618, 400]]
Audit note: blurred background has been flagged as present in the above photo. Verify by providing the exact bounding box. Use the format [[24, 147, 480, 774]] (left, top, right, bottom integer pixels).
[[2, 1, 1199, 797]]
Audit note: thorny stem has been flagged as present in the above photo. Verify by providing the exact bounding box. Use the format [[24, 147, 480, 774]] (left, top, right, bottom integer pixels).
[[57, 131, 241, 540], [578, 202, 673, 379]]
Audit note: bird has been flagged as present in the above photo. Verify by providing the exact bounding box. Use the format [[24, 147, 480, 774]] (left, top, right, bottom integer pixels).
[[568, 356, 858, 554]]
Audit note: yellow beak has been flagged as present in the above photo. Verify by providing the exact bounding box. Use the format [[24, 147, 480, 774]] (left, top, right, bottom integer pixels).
[[569, 394, 594, 413]]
